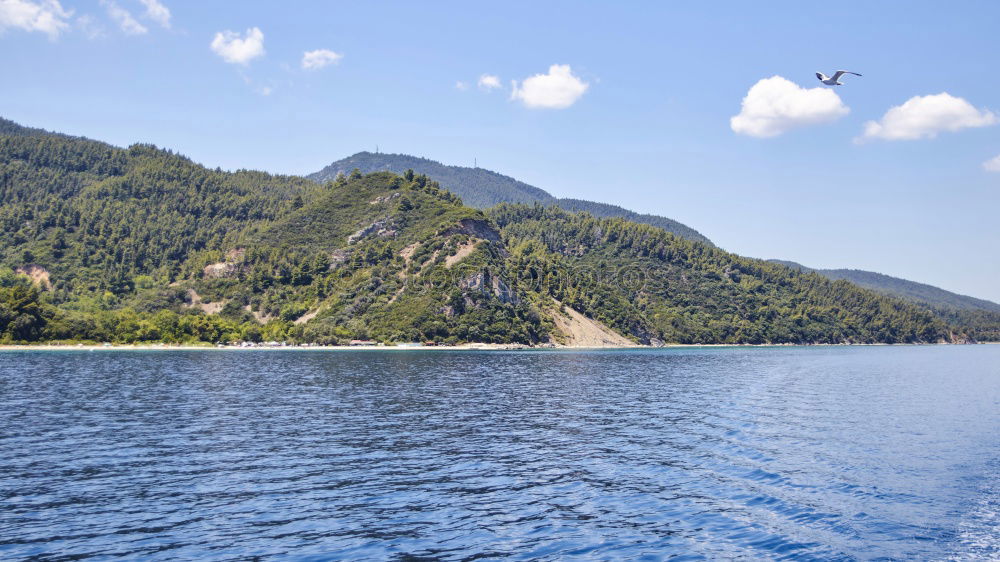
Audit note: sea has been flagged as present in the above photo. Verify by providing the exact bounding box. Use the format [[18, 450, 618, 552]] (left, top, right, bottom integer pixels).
[[1, 346, 998, 560]]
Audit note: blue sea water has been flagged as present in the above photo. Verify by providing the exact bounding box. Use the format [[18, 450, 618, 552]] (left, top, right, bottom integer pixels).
[[0, 346, 998, 560]]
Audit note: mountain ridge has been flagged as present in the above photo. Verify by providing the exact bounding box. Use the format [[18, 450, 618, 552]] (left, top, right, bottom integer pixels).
[[4, 117, 986, 344], [2, 116, 997, 344], [313, 150, 999, 315], [768, 260, 1000, 313], [308, 151, 713, 245]]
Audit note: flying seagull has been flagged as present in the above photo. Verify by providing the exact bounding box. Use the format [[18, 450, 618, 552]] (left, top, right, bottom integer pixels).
[[816, 70, 862, 86]]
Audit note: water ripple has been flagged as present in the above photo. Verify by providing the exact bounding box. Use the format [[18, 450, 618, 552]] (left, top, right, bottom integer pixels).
[[1, 346, 998, 559]]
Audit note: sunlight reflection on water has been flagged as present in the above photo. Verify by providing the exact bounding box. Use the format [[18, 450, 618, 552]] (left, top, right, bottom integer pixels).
[[0, 346, 997, 559]]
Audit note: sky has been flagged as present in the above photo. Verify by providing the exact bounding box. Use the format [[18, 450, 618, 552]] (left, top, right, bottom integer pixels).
[[2, 0, 999, 302]]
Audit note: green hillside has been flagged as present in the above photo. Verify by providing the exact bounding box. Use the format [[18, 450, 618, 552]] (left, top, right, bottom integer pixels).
[[769, 259, 1000, 341], [492, 205, 953, 344], [308, 151, 713, 245], [769, 259, 999, 311], [1, 118, 994, 345], [821, 269, 1000, 313]]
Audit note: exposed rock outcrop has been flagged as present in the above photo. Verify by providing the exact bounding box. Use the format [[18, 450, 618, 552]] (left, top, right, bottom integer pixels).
[[369, 192, 401, 205], [203, 262, 238, 279], [459, 270, 519, 304], [203, 248, 245, 279], [14, 264, 52, 290], [440, 218, 501, 243], [348, 218, 397, 244], [329, 249, 350, 269]]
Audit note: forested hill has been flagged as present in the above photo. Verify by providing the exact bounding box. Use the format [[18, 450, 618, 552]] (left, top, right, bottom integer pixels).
[[769, 259, 1000, 342], [1, 117, 996, 344], [770, 260, 1000, 313], [0, 118, 72, 139], [310, 152, 550, 206], [308, 152, 712, 245]]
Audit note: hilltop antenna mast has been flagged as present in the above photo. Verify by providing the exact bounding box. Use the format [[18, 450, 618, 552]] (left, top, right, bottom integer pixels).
[[375, 144, 379, 154]]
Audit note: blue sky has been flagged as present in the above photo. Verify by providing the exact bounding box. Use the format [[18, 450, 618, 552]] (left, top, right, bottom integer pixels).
[[2, 0, 999, 301]]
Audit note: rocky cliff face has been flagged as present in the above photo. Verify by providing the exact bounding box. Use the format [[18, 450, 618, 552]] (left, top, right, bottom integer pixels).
[[441, 218, 501, 244], [459, 270, 519, 305]]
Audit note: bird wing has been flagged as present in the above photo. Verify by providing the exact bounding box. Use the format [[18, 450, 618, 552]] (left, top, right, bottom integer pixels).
[[832, 70, 862, 80]]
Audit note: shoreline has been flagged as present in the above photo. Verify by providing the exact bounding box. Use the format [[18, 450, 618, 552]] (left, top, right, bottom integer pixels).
[[0, 342, 992, 352]]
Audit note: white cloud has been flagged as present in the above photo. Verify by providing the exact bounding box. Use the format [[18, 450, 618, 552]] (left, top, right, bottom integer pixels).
[[730, 76, 849, 138], [0, 0, 71, 38], [983, 153, 1000, 173], [101, 0, 145, 35], [211, 27, 265, 65], [510, 64, 589, 109], [301, 48, 342, 70], [455, 80, 468, 91], [75, 13, 105, 39], [137, 0, 169, 28], [859, 93, 998, 142], [478, 74, 501, 91]]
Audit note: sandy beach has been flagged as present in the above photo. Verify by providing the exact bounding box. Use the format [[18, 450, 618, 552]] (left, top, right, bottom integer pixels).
[[1, 341, 980, 352], [0, 342, 645, 351]]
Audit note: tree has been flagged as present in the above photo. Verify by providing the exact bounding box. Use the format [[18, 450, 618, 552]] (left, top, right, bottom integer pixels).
[[0, 283, 45, 341]]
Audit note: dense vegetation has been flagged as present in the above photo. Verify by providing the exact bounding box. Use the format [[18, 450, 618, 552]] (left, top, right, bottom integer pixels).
[[0, 121, 548, 344], [491, 205, 952, 344], [309, 151, 713, 244], [771, 260, 1000, 341], [1, 126, 323, 289], [310, 152, 551, 207], [1, 118, 995, 345]]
